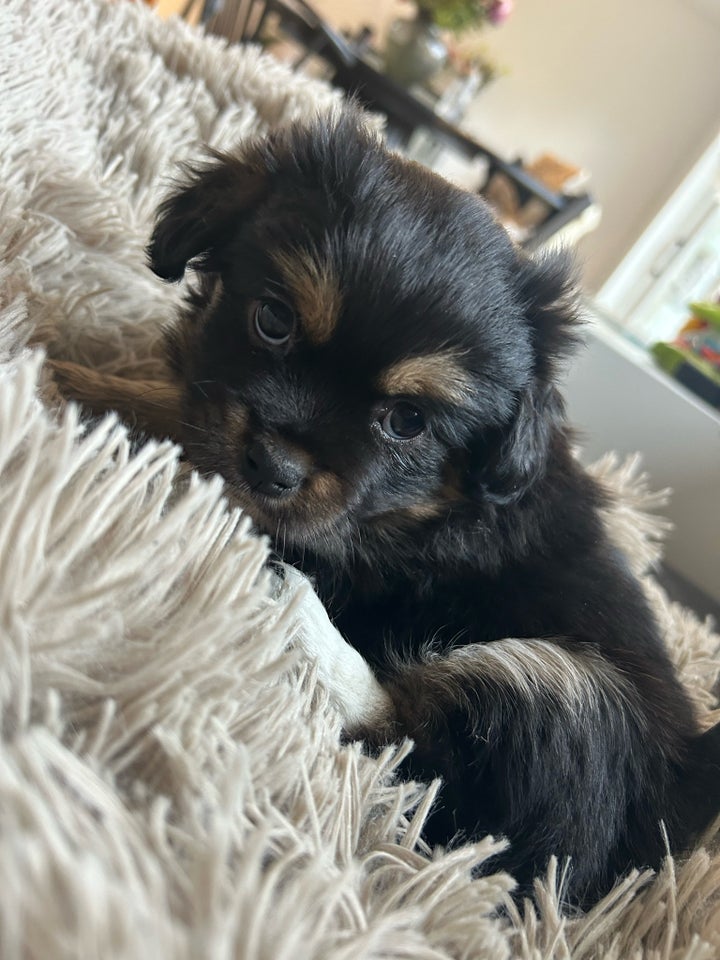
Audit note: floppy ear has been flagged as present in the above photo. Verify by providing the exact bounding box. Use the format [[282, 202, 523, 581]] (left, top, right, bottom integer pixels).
[[147, 153, 267, 282], [471, 251, 582, 505], [470, 383, 567, 505]]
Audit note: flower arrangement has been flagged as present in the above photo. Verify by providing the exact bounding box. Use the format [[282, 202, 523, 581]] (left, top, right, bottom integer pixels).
[[417, 0, 513, 33]]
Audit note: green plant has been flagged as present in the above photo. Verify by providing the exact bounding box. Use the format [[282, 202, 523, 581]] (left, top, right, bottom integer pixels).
[[417, 0, 513, 33]]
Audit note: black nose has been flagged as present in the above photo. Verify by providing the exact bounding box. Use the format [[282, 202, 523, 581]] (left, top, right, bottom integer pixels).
[[241, 439, 307, 498]]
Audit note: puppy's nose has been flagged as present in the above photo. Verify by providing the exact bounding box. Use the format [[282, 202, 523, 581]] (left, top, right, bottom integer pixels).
[[241, 439, 306, 498]]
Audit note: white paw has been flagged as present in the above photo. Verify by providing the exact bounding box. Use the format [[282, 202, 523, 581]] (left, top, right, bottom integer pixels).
[[279, 564, 392, 728]]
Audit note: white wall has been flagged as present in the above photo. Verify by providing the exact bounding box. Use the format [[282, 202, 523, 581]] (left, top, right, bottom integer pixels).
[[459, 0, 720, 291], [563, 319, 720, 605]]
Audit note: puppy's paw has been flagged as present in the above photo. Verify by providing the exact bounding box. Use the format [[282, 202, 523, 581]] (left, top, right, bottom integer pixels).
[[45, 359, 102, 407], [280, 564, 393, 729], [45, 360, 183, 440]]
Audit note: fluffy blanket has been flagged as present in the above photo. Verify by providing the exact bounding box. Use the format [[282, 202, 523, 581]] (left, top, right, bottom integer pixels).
[[1, 1, 719, 956]]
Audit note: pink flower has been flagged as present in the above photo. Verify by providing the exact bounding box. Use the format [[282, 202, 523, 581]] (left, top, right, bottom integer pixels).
[[487, 0, 513, 25]]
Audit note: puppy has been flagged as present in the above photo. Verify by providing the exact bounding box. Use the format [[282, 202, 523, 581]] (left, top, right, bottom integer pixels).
[[52, 112, 720, 906]]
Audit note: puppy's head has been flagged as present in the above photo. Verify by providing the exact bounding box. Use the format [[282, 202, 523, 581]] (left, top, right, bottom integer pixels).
[[149, 112, 580, 558]]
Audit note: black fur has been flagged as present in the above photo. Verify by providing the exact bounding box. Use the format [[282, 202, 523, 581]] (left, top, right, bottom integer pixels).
[[149, 112, 720, 906]]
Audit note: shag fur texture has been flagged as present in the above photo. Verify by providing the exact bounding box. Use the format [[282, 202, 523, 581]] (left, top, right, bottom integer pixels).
[[1, 0, 719, 955]]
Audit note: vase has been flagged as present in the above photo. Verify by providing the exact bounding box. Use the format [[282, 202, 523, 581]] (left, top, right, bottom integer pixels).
[[383, 13, 448, 87]]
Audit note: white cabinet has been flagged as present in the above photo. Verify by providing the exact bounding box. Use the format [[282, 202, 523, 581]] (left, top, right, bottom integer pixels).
[[596, 132, 720, 347], [563, 312, 720, 607]]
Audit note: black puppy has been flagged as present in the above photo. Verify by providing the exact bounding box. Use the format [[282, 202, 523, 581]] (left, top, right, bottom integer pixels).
[[85, 112, 720, 905]]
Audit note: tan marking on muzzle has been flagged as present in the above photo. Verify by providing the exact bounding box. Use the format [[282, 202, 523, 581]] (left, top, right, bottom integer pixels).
[[272, 248, 342, 345], [378, 351, 472, 405], [304, 470, 345, 515], [225, 403, 250, 443]]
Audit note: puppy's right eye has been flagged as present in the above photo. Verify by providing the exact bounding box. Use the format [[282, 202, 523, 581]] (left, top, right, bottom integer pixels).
[[381, 402, 426, 440], [252, 299, 295, 345]]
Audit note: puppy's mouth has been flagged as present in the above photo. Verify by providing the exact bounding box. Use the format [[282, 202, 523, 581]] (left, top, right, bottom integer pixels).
[[233, 451, 350, 547], [182, 404, 349, 546]]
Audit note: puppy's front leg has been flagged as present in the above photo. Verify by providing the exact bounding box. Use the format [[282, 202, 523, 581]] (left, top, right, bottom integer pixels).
[[282, 566, 394, 731], [47, 359, 184, 442]]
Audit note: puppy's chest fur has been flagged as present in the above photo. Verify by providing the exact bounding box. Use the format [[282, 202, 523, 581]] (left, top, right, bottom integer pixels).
[[289, 462, 610, 667], [304, 556, 533, 664]]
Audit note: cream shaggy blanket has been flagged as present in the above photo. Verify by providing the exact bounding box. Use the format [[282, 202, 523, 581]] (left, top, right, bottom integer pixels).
[[1, 1, 719, 956]]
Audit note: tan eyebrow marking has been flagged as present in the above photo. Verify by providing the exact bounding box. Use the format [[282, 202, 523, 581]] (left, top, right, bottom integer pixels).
[[271, 248, 342, 345], [377, 351, 473, 405]]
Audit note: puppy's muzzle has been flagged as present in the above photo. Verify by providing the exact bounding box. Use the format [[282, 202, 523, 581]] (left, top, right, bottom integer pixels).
[[241, 437, 307, 498]]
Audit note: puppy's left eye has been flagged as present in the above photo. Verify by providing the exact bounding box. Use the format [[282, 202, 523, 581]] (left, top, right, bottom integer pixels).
[[381, 402, 425, 440], [252, 299, 295, 345]]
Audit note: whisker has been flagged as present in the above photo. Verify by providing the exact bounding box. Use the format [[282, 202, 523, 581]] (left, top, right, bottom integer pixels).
[[176, 419, 204, 434], [265, 277, 286, 297], [191, 380, 215, 400]]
